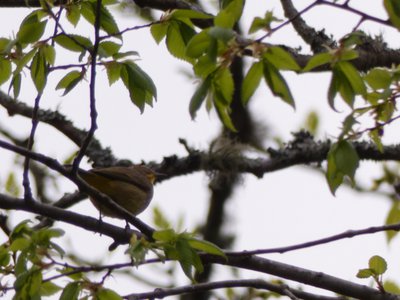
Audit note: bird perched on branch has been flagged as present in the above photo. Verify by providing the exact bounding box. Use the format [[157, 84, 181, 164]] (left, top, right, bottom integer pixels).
[[76, 165, 157, 218]]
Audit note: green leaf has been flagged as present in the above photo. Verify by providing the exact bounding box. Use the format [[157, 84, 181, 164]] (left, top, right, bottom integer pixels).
[[189, 78, 211, 119], [81, 2, 120, 36], [0, 38, 13, 53], [170, 9, 212, 20], [17, 19, 47, 44], [384, 0, 400, 29], [383, 280, 400, 294], [338, 73, 355, 107], [9, 237, 30, 252], [98, 4, 120, 36], [66, 3, 81, 26], [42, 44, 56, 65], [35, 227, 65, 243], [326, 140, 359, 194], [340, 114, 358, 138], [263, 60, 295, 108], [96, 288, 123, 300], [340, 31, 365, 48], [242, 61, 263, 105], [249, 17, 268, 34], [127, 238, 148, 264], [214, 0, 244, 28], [208, 27, 235, 43], [356, 268, 374, 279], [303, 52, 333, 72], [369, 255, 387, 275], [304, 110, 319, 135], [385, 202, 400, 242], [30, 50, 47, 92], [369, 129, 384, 153], [15, 49, 37, 74], [334, 140, 360, 177], [10, 73, 22, 98], [105, 61, 121, 85], [29, 271, 43, 298], [120, 61, 157, 112], [187, 238, 226, 258], [328, 69, 340, 110], [40, 281, 62, 297], [54, 34, 92, 53], [193, 54, 218, 78], [214, 99, 236, 131], [166, 20, 196, 61], [112, 51, 139, 60], [126, 62, 157, 99], [14, 268, 42, 299], [339, 49, 359, 61], [264, 47, 300, 71], [365, 68, 392, 90], [0, 246, 10, 267], [56, 70, 83, 96], [11, 220, 32, 238], [176, 238, 201, 280], [0, 58, 11, 86], [152, 207, 171, 229], [150, 22, 169, 44], [249, 11, 281, 34], [328, 67, 357, 109], [186, 30, 212, 58], [213, 67, 234, 105], [337, 61, 366, 95], [15, 251, 28, 275], [153, 229, 176, 242], [98, 41, 121, 58], [60, 282, 80, 300]]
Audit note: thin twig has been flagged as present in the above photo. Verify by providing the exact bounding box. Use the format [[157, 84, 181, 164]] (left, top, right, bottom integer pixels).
[[256, 1, 319, 43], [318, 0, 391, 28], [72, 0, 102, 172], [226, 222, 400, 257], [22, 93, 43, 203]]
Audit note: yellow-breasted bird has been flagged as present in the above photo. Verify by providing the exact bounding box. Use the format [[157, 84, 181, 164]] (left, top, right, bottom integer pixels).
[[76, 165, 156, 218]]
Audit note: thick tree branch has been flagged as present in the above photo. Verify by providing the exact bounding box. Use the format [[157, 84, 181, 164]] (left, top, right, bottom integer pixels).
[[280, 0, 335, 53], [0, 193, 138, 245], [0, 91, 117, 167], [0, 0, 205, 13], [0, 0, 66, 6], [157, 132, 400, 179], [126, 278, 344, 300], [2, 115, 400, 186], [207, 255, 400, 300]]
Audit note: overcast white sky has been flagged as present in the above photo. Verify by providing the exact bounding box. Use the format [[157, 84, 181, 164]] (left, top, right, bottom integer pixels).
[[1, 1, 400, 298]]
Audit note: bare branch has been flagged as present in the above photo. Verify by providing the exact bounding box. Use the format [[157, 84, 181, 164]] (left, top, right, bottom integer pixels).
[[126, 278, 344, 300], [71, 0, 102, 171], [0, 91, 118, 167], [207, 255, 400, 300], [318, 0, 391, 28], [280, 0, 335, 53], [227, 222, 400, 256], [0, 193, 139, 244]]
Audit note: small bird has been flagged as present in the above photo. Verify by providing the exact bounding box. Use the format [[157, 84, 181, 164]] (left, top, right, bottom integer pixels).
[[76, 165, 156, 219]]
